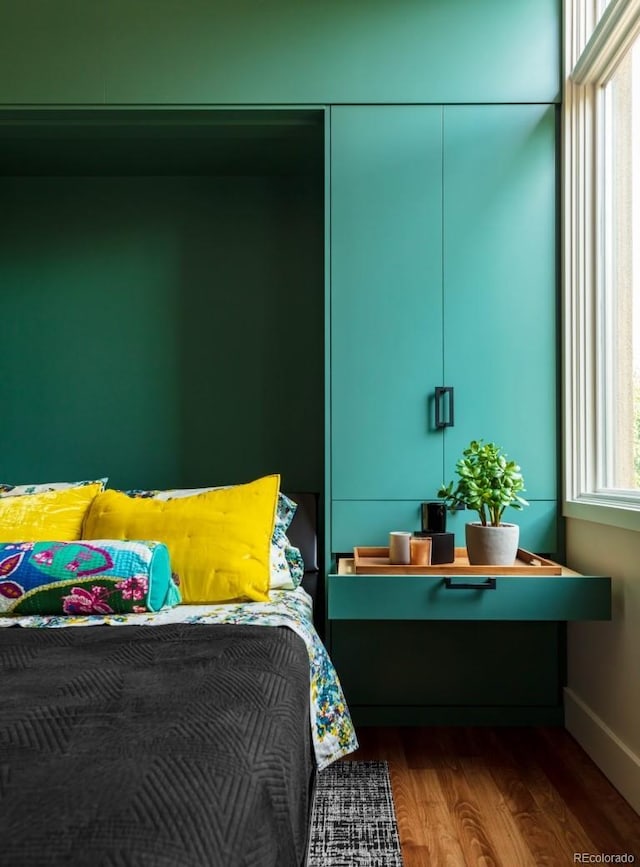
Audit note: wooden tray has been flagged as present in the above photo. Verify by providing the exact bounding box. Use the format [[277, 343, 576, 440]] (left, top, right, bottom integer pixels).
[[352, 546, 562, 575]]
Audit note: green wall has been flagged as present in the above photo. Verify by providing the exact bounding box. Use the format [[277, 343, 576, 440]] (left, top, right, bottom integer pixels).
[[0, 172, 323, 491], [0, 0, 560, 105], [0, 0, 562, 500]]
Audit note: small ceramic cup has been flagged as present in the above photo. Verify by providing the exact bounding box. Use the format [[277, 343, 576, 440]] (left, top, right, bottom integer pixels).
[[389, 531, 411, 565]]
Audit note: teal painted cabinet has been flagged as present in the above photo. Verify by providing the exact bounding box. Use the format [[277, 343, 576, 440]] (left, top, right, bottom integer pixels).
[[330, 104, 558, 555], [442, 105, 557, 504], [331, 106, 443, 502], [326, 562, 611, 725]]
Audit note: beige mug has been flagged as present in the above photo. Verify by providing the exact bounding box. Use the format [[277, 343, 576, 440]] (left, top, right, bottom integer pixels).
[[389, 531, 411, 565]]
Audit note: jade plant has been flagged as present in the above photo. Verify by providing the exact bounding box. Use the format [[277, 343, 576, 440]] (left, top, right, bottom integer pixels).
[[437, 439, 528, 527]]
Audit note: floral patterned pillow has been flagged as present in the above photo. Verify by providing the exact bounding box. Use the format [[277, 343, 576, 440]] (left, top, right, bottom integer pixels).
[[0, 478, 108, 498], [0, 539, 180, 616], [123, 487, 305, 590], [273, 493, 304, 588]]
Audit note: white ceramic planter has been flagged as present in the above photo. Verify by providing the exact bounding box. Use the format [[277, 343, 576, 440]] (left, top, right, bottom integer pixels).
[[465, 522, 520, 566]]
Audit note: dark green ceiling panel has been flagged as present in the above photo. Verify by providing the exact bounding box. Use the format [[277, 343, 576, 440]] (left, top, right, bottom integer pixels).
[[104, 0, 560, 104], [0, 0, 560, 106], [0, 1, 106, 104]]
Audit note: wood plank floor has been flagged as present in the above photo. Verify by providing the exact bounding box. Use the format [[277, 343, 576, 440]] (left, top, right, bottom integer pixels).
[[345, 726, 640, 866]]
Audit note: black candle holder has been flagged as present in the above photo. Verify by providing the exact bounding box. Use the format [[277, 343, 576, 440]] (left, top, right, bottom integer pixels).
[[421, 501, 447, 533], [416, 501, 454, 564]]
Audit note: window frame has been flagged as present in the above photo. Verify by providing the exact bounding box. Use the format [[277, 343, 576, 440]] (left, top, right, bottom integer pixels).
[[563, 0, 640, 530]]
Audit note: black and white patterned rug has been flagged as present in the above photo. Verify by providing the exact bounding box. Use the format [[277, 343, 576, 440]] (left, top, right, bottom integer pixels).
[[306, 760, 404, 866]]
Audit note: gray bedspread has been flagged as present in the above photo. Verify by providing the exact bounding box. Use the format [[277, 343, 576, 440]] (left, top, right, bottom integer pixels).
[[0, 623, 314, 866]]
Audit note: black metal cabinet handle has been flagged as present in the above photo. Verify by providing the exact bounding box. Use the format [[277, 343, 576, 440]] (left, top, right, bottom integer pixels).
[[443, 577, 497, 590], [435, 386, 454, 428]]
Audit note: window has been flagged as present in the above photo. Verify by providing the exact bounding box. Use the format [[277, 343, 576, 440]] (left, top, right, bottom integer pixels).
[[601, 34, 640, 491], [564, 0, 640, 527]]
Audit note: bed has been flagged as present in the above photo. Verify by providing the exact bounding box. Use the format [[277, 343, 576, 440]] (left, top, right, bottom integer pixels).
[[0, 485, 357, 867]]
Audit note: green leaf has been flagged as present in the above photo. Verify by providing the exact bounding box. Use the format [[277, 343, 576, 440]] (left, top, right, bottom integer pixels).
[[434, 438, 528, 521]]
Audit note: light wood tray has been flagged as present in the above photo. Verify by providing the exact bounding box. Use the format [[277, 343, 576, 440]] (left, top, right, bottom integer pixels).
[[351, 546, 562, 575]]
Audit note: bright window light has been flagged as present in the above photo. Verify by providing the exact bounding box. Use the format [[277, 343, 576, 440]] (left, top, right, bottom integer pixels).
[[564, 0, 640, 526], [599, 35, 640, 491]]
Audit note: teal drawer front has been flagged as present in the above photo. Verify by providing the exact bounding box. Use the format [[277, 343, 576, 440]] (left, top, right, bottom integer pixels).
[[327, 573, 611, 621]]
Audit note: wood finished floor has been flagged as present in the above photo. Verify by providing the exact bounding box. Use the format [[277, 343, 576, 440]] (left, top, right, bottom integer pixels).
[[345, 726, 640, 867]]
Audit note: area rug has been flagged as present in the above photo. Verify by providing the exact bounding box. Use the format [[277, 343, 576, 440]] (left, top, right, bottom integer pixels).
[[306, 760, 404, 867]]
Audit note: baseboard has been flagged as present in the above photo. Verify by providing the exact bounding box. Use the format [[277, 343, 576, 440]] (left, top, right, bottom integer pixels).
[[564, 687, 640, 815]]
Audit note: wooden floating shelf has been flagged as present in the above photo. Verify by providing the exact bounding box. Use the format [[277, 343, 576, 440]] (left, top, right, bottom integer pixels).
[[351, 546, 562, 576]]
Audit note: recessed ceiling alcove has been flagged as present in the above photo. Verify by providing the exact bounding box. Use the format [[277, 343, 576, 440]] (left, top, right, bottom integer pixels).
[[0, 108, 324, 176], [0, 108, 325, 492]]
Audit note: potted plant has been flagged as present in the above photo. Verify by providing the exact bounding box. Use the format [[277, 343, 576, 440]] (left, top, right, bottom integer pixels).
[[437, 439, 528, 565]]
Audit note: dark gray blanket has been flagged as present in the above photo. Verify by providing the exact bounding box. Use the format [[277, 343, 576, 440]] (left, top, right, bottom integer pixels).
[[0, 623, 314, 866]]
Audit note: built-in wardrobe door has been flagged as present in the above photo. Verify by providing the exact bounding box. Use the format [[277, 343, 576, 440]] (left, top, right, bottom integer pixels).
[[331, 106, 443, 525], [442, 104, 558, 551]]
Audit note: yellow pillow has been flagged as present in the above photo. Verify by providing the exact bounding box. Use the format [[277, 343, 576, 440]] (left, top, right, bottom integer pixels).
[[83, 474, 280, 604], [0, 483, 103, 542]]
